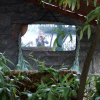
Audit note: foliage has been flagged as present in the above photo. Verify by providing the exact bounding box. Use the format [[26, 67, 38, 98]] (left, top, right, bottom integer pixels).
[[23, 72, 79, 100], [17, 0, 100, 100], [0, 53, 32, 100], [40, 0, 80, 11], [2, 53, 100, 100], [39, 0, 99, 41], [52, 28, 74, 51], [0, 53, 19, 100], [85, 75, 100, 100]]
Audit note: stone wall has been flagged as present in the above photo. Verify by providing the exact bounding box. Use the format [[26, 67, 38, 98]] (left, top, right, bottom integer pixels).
[[0, 0, 99, 75]]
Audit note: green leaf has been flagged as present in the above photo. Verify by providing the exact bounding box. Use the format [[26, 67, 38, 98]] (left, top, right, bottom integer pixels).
[[49, 0, 52, 4], [52, 38, 57, 51], [94, 0, 97, 7], [68, 77, 75, 85], [6, 59, 15, 66], [80, 30, 83, 40], [83, 25, 90, 32], [63, 73, 72, 83], [40, 0, 42, 4], [37, 88, 50, 94], [59, 0, 63, 6], [0, 88, 3, 93], [72, 90, 77, 96], [68, 0, 71, 8], [74, 28, 79, 34], [4, 64, 11, 72], [87, 0, 89, 6], [0, 70, 4, 75], [25, 77, 32, 82], [38, 68, 47, 72], [68, 32, 72, 42], [87, 25, 91, 39], [33, 83, 40, 87], [96, 81, 100, 94], [72, 1, 75, 11], [88, 14, 97, 22], [62, 86, 70, 98], [2, 55, 6, 64], [47, 92, 52, 100], [2, 93, 6, 100], [41, 79, 44, 85], [94, 76, 98, 87], [77, 0, 80, 10], [42, 77, 53, 83], [85, 75, 98, 88], [42, 0, 46, 8], [47, 92, 57, 100], [58, 75, 63, 83], [56, 31, 65, 47], [23, 60, 32, 70], [86, 10, 95, 18], [16, 81, 25, 86]]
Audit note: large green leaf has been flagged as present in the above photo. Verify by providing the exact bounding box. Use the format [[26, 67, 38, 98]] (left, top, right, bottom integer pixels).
[[56, 31, 65, 47], [87, 0, 89, 6], [52, 38, 57, 51], [72, 90, 77, 96], [47, 92, 57, 100], [47, 92, 53, 100], [94, 0, 97, 7], [68, 0, 71, 8], [72, 0, 76, 11], [87, 25, 91, 39], [58, 75, 63, 83], [62, 86, 70, 98], [2, 93, 6, 100]]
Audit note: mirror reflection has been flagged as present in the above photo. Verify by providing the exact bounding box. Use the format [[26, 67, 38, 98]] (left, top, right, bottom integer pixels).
[[21, 24, 76, 51]]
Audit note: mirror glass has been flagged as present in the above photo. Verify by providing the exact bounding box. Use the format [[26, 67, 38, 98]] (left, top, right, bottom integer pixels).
[[21, 24, 76, 51]]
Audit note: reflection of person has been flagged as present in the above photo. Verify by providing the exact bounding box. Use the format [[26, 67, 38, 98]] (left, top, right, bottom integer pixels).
[[36, 33, 49, 46]]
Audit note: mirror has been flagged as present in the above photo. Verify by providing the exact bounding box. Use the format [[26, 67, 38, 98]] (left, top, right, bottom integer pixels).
[[21, 24, 76, 51]]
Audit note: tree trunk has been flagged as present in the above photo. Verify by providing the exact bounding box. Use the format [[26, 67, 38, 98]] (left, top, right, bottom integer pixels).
[[78, 21, 100, 100]]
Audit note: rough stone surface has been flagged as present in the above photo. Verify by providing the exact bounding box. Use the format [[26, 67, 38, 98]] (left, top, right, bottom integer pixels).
[[0, 14, 11, 26], [0, 0, 99, 76]]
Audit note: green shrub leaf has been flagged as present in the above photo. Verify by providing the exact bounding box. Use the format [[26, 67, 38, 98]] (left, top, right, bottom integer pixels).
[[0, 88, 3, 93], [87, 25, 91, 39]]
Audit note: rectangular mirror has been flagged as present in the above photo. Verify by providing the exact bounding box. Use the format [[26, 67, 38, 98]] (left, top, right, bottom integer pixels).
[[21, 24, 76, 51]]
